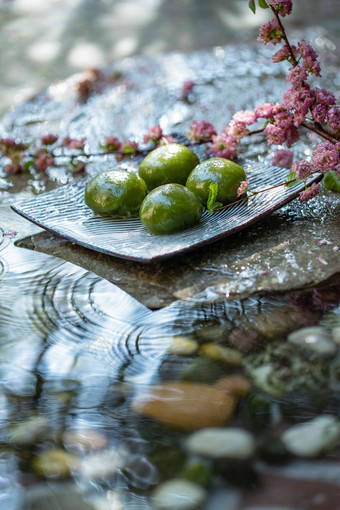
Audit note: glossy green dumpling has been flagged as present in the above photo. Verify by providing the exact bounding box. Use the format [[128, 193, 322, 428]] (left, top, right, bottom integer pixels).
[[139, 183, 203, 235], [138, 144, 199, 190], [186, 157, 246, 205], [85, 169, 147, 217]]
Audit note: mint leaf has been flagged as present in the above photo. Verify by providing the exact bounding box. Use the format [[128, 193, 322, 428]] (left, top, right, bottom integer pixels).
[[249, 0, 256, 13], [323, 170, 340, 192], [207, 183, 222, 213], [258, 0, 269, 8]]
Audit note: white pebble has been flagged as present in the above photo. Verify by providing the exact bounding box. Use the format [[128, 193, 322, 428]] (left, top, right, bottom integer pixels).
[[288, 327, 336, 357], [79, 449, 126, 479], [153, 479, 206, 510], [186, 428, 255, 460], [282, 415, 340, 458]]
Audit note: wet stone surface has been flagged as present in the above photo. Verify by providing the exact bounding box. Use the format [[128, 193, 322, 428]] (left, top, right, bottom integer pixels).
[[1, 36, 339, 307], [0, 37, 340, 510]]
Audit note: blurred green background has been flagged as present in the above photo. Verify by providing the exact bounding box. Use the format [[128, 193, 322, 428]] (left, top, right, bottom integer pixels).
[[0, 0, 339, 115]]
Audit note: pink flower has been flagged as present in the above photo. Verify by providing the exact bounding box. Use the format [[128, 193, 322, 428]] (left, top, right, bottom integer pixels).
[[312, 103, 328, 124], [0, 138, 26, 155], [299, 182, 320, 202], [286, 65, 308, 86], [237, 178, 250, 196], [121, 140, 139, 153], [327, 106, 340, 133], [264, 124, 287, 145], [272, 44, 291, 63], [224, 121, 249, 142], [232, 110, 257, 125], [283, 85, 314, 126], [264, 115, 299, 148], [103, 136, 121, 152], [257, 18, 283, 45], [40, 134, 58, 145], [292, 160, 313, 180], [157, 135, 178, 146], [181, 81, 195, 97], [254, 102, 275, 118], [62, 137, 86, 150], [187, 120, 217, 142], [267, 0, 293, 17], [298, 40, 321, 77], [4, 163, 22, 174], [314, 88, 336, 106], [311, 141, 340, 172], [115, 140, 139, 161], [143, 125, 163, 144], [210, 133, 238, 159], [34, 151, 55, 172], [272, 149, 293, 168], [274, 111, 295, 130]]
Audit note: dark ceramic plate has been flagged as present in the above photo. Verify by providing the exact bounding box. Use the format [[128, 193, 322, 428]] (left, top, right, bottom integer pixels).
[[11, 157, 320, 263]]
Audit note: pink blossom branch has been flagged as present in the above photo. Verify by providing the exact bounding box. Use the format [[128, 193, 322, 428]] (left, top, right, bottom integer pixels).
[[270, 5, 298, 66], [269, 5, 338, 144], [301, 121, 339, 143]]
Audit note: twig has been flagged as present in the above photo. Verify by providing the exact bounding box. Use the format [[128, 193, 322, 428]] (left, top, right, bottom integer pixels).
[[213, 177, 317, 212], [270, 6, 298, 66]]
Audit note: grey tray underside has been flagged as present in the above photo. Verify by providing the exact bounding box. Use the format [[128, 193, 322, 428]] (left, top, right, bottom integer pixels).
[[11, 159, 320, 263]]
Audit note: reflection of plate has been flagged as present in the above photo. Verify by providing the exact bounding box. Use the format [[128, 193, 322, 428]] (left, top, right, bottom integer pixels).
[[11, 158, 320, 263]]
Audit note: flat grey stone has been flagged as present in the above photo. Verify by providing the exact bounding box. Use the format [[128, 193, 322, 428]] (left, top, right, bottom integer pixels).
[[1, 38, 340, 308]]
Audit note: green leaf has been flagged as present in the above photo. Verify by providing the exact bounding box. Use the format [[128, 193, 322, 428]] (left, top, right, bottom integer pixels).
[[323, 170, 340, 192], [285, 171, 303, 188], [248, 0, 256, 13], [98, 142, 106, 149], [206, 183, 222, 213], [285, 171, 296, 182], [258, 0, 269, 8], [23, 160, 33, 172], [123, 145, 135, 154]]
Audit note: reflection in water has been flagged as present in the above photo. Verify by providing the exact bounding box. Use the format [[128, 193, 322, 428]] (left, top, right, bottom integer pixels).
[[0, 238, 340, 509]]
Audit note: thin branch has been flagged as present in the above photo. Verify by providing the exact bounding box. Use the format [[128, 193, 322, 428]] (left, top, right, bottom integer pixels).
[[301, 121, 339, 144], [270, 6, 298, 66], [213, 176, 320, 212]]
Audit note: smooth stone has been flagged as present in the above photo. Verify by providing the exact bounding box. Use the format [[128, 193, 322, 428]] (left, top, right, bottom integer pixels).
[[63, 428, 108, 452], [179, 357, 227, 384], [9, 415, 49, 446], [89, 493, 124, 510], [33, 449, 80, 478], [282, 415, 340, 458], [213, 375, 251, 398], [199, 343, 243, 366], [288, 327, 337, 357], [167, 336, 199, 356], [186, 427, 255, 460], [332, 326, 340, 345], [132, 382, 236, 430], [181, 460, 212, 487], [23, 484, 95, 510], [79, 449, 127, 479], [228, 327, 259, 353], [153, 479, 206, 510]]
